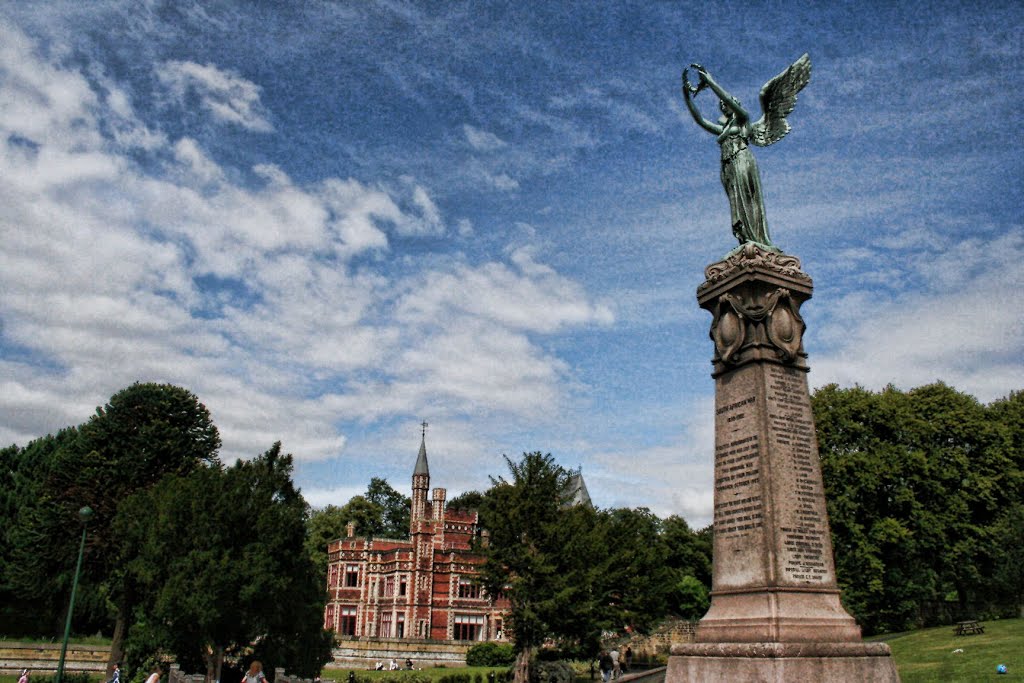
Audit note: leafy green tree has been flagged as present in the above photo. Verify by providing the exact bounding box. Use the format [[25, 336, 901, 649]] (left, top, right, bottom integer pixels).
[[988, 503, 1024, 617], [365, 477, 411, 538], [477, 452, 577, 683], [814, 382, 1022, 633], [305, 505, 351, 579], [0, 430, 84, 634], [7, 383, 220, 668], [477, 453, 672, 683], [660, 515, 712, 619], [447, 490, 485, 511], [116, 443, 332, 682], [672, 575, 710, 620]]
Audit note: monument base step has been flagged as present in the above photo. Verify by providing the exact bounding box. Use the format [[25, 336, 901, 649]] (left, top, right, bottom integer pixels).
[[695, 588, 864, 642], [667, 642, 899, 683]]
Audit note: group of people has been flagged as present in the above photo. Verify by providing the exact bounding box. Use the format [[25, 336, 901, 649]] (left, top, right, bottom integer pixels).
[[597, 646, 633, 682], [373, 658, 415, 671]]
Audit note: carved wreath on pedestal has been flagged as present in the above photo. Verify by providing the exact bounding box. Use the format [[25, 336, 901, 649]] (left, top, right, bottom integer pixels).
[[710, 287, 805, 364]]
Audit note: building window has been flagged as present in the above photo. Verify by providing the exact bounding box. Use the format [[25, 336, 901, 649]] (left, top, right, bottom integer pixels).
[[385, 577, 395, 597], [494, 618, 503, 639], [399, 576, 408, 596], [345, 564, 359, 587], [458, 578, 481, 599], [381, 612, 393, 637], [339, 607, 357, 636], [329, 565, 340, 587], [397, 615, 405, 638], [454, 614, 484, 641], [325, 604, 335, 630]]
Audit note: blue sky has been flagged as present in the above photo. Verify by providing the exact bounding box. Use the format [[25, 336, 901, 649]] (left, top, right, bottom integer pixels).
[[1, 1, 1021, 527]]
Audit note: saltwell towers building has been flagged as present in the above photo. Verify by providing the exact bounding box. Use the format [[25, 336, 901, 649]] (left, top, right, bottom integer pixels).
[[323, 432, 510, 642]]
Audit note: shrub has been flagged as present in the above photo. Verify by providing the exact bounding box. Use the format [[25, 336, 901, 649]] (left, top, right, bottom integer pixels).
[[33, 675, 93, 683], [529, 661, 574, 683], [465, 642, 516, 667]]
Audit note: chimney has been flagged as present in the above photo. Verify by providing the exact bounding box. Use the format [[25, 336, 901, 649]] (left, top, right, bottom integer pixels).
[[346, 521, 356, 538], [432, 488, 446, 521]]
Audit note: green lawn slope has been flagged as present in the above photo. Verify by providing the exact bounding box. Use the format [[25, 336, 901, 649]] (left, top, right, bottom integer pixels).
[[870, 618, 1022, 682]]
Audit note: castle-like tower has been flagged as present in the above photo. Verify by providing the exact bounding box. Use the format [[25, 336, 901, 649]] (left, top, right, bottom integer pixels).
[[323, 427, 508, 643]]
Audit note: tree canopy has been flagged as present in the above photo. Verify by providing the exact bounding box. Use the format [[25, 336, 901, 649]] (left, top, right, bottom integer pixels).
[[814, 382, 1024, 633], [115, 443, 333, 681], [5, 383, 221, 671], [0, 383, 331, 682], [476, 452, 676, 683]]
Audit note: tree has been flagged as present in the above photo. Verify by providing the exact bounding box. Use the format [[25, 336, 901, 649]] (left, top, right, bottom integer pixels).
[[1, 429, 86, 635], [365, 477, 411, 538], [813, 382, 1022, 633], [6, 383, 220, 669], [673, 575, 710, 621], [447, 490, 485, 511], [477, 453, 673, 683], [116, 443, 332, 682], [305, 505, 351, 580], [661, 515, 712, 619], [477, 452, 577, 683]]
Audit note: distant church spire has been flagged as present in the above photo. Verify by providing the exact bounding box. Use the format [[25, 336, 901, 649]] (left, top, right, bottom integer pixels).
[[414, 420, 430, 476]]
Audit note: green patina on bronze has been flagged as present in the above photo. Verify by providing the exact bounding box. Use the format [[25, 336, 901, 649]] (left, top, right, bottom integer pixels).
[[682, 54, 811, 253]]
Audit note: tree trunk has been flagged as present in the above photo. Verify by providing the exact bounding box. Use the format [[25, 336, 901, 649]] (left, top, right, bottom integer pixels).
[[203, 646, 217, 683], [107, 605, 127, 678], [214, 647, 224, 683], [513, 646, 533, 683]]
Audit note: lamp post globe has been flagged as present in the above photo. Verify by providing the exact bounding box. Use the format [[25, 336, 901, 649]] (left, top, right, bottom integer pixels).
[[56, 506, 93, 683]]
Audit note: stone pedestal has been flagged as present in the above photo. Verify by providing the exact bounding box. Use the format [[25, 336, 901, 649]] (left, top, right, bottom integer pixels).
[[666, 244, 899, 682]]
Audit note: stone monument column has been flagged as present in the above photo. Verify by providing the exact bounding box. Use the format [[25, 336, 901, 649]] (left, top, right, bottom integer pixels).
[[666, 243, 900, 682]]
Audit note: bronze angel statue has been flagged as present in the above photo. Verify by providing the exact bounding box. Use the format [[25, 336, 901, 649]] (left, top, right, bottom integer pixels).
[[682, 54, 811, 249]]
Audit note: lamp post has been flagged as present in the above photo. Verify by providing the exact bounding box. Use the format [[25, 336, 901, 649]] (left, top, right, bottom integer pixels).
[[56, 506, 93, 683]]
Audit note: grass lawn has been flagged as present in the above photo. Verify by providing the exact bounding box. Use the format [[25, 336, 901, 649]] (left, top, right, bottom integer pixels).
[[869, 617, 1022, 682]]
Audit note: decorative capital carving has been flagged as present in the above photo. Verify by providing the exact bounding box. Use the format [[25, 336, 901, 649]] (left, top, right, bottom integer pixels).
[[709, 286, 806, 367], [698, 242, 811, 296]]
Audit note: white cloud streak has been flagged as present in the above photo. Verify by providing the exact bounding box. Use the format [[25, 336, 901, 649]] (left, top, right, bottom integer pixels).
[[157, 59, 273, 132], [0, 26, 612, 470]]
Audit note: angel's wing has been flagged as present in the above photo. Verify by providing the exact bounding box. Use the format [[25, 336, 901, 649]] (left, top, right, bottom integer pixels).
[[750, 53, 811, 147]]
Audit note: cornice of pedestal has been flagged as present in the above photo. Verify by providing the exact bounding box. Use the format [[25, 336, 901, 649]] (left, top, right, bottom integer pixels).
[[697, 242, 813, 307]]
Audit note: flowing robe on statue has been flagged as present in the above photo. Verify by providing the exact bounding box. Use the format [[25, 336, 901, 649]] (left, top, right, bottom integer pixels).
[[719, 134, 770, 246]]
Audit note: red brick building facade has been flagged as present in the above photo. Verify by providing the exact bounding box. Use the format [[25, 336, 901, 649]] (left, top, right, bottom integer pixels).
[[323, 433, 509, 642]]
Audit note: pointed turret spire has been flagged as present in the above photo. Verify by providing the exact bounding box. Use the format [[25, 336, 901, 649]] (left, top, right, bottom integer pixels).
[[414, 420, 430, 476], [566, 467, 593, 509]]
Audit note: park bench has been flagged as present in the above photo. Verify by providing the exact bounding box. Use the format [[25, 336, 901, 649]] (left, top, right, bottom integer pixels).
[[954, 620, 985, 635]]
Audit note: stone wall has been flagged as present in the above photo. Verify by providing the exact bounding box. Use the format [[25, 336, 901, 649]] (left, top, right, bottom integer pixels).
[[0, 642, 111, 675], [620, 619, 696, 662], [328, 638, 473, 668]]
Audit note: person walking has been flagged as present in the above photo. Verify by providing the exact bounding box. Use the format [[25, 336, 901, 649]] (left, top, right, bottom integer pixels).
[[144, 665, 161, 683], [624, 646, 633, 673], [18, 669, 29, 683], [598, 651, 613, 683], [610, 649, 620, 680]]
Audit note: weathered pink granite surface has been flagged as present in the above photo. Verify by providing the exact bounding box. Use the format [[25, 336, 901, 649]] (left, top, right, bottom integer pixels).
[[666, 245, 899, 682]]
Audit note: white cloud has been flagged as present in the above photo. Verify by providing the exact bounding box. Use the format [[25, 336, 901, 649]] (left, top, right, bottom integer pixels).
[[589, 395, 717, 525], [0, 26, 613, 476], [463, 124, 507, 151], [157, 59, 273, 132], [811, 232, 1024, 403]]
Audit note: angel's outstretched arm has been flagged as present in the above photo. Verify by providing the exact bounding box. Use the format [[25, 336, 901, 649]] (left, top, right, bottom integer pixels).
[[682, 69, 723, 135], [695, 67, 751, 123]]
